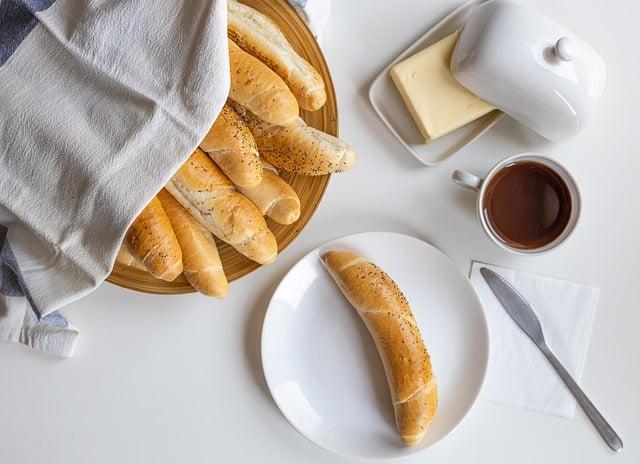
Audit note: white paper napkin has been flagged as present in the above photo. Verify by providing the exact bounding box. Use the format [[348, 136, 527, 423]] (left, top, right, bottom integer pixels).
[[469, 262, 599, 417]]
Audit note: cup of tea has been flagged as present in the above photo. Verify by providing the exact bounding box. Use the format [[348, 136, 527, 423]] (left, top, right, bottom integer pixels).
[[452, 153, 581, 255]]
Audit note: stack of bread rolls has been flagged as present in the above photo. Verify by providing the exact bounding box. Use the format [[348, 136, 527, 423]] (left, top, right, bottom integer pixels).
[[116, 0, 357, 297]]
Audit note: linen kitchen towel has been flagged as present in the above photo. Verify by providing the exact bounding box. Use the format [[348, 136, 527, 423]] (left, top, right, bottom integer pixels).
[[288, 0, 331, 43], [0, 0, 230, 357], [0, 0, 332, 357], [470, 262, 599, 417]]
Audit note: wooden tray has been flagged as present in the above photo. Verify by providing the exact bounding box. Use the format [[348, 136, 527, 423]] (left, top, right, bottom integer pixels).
[[106, 0, 337, 294]]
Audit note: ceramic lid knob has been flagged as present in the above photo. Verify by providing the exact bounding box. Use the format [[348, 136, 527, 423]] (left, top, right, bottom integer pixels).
[[555, 37, 576, 61]]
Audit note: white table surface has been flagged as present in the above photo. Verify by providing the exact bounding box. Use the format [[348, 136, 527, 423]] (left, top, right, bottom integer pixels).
[[2, 0, 639, 462]]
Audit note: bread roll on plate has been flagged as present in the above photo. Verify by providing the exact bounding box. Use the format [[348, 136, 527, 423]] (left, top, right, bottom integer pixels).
[[125, 196, 183, 281], [229, 39, 298, 126], [227, 0, 326, 111], [231, 102, 357, 175], [236, 160, 300, 225], [166, 148, 277, 265], [200, 103, 263, 188], [157, 189, 228, 298], [323, 250, 437, 446]]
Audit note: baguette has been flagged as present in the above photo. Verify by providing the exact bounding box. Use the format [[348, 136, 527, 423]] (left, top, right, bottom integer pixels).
[[227, 0, 326, 111], [323, 251, 437, 446], [125, 196, 183, 281], [228, 39, 298, 126], [231, 102, 357, 175], [157, 189, 228, 298], [166, 148, 277, 265], [115, 245, 146, 271], [236, 161, 300, 225], [200, 103, 263, 188]]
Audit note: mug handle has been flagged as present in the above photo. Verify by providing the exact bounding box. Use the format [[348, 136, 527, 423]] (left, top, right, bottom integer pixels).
[[452, 170, 483, 192]]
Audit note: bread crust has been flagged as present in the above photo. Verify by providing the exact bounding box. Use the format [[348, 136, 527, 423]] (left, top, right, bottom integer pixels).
[[115, 246, 146, 271], [323, 250, 437, 446], [157, 189, 228, 297], [227, 0, 326, 111], [231, 102, 356, 175], [166, 148, 277, 265], [229, 39, 299, 126], [201, 103, 263, 188], [236, 160, 300, 225], [125, 196, 183, 281]]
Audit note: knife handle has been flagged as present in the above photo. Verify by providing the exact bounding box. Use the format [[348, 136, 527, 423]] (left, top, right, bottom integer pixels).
[[541, 345, 623, 452]]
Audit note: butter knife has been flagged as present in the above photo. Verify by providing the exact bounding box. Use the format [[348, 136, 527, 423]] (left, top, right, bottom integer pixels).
[[480, 267, 623, 452]]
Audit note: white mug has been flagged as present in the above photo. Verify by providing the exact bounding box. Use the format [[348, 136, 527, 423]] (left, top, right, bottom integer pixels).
[[452, 153, 581, 255]]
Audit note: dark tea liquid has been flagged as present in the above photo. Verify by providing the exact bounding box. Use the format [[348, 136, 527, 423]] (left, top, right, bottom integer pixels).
[[482, 161, 572, 250]]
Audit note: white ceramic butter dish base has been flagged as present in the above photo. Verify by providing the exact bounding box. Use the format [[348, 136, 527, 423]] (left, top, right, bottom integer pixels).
[[369, 0, 503, 166]]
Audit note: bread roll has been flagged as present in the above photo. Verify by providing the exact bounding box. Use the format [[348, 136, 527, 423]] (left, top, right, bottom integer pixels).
[[236, 161, 300, 225], [166, 148, 277, 265], [227, 0, 326, 111], [231, 102, 357, 175], [323, 251, 437, 446], [125, 196, 183, 281], [200, 103, 263, 188], [157, 189, 228, 298], [228, 39, 298, 126], [115, 246, 146, 271]]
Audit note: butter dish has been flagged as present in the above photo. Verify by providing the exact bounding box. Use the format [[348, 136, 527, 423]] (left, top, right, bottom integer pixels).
[[369, 0, 503, 166], [451, 0, 606, 142], [389, 31, 495, 142]]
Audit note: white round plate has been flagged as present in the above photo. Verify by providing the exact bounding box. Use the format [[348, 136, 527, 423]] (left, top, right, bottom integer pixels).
[[261, 232, 489, 460]]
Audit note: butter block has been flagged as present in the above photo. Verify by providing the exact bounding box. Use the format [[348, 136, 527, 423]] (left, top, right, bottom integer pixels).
[[390, 31, 494, 142]]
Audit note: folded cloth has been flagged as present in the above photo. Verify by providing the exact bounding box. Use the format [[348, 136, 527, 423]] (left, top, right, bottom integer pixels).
[[470, 262, 599, 417], [288, 0, 331, 43], [0, 220, 79, 355], [0, 0, 230, 357]]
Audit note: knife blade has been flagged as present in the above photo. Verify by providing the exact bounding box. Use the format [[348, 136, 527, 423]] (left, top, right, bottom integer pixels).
[[480, 267, 623, 452]]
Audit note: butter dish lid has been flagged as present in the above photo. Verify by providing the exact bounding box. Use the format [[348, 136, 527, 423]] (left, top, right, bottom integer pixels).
[[450, 0, 606, 142]]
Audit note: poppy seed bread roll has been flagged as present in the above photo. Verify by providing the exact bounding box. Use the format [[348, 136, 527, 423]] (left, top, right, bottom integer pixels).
[[322, 250, 437, 446], [227, 0, 326, 111], [236, 161, 300, 225], [228, 39, 298, 126], [125, 196, 183, 281], [200, 103, 263, 188], [231, 102, 356, 175], [157, 189, 228, 298], [166, 148, 277, 265], [115, 245, 146, 271]]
